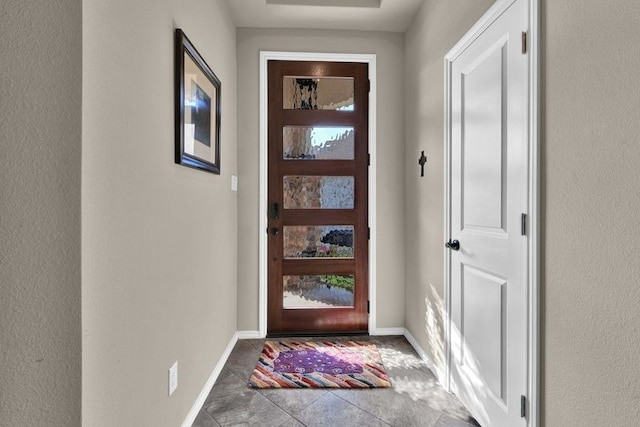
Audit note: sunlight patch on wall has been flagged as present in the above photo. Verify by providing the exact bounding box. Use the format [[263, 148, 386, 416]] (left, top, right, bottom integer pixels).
[[424, 283, 446, 378]]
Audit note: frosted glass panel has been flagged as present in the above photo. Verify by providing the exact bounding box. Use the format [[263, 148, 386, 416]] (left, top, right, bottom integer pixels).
[[283, 275, 355, 309], [283, 77, 354, 110], [283, 126, 354, 160], [283, 225, 354, 259], [283, 176, 354, 209]]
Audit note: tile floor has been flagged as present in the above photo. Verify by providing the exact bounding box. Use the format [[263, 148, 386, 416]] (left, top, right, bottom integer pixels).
[[192, 335, 480, 427]]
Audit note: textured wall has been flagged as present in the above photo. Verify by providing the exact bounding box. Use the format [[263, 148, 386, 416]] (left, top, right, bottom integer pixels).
[[542, 0, 640, 424], [403, 0, 495, 376], [236, 28, 406, 331], [0, 1, 82, 426], [82, 0, 237, 425]]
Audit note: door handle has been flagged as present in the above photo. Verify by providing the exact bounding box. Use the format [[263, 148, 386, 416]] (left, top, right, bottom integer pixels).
[[269, 202, 279, 220], [445, 239, 460, 251], [270, 227, 279, 235]]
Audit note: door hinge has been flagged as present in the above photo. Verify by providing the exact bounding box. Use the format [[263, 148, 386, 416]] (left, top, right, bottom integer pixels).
[[367, 79, 371, 93], [521, 213, 527, 236], [367, 300, 370, 313], [367, 227, 371, 240], [368, 153, 371, 166], [520, 395, 527, 418], [521, 31, 527, 54]]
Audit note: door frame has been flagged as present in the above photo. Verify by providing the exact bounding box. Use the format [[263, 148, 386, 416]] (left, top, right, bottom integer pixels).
[[258, 51, 378, 337], [444, 0, 539, 426]]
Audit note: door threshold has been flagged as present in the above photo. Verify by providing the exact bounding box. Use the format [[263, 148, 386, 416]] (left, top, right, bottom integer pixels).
[[266, 331, 369, 338]]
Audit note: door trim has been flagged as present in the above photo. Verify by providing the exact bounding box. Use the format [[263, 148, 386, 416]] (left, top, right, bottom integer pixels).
[[443, 0, 539, 426], [258, 51, 377, 337]]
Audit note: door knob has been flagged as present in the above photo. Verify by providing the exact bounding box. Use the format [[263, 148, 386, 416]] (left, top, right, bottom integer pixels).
[[270, 227, 279, 235], [445, 239, 460, 251]]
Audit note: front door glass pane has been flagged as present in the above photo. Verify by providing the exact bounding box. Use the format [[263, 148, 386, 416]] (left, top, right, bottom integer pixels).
[[283, 126, 354, 160], [283, 275, 355, 309], [283, 77, 354, 110], [283, 176, 354, 209], [283, 225, 354, 259]]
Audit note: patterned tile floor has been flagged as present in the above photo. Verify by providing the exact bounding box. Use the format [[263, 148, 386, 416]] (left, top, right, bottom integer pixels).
[[192, 335, 480, 427]]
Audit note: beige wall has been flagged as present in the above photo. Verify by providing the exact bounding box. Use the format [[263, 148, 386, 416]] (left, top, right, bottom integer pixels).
[[405, 0, 640, 425], [403, 0, 495, 376], [0, 1, 82, 426], [4, 1, 638, 424], [542, 0, 640, 424], [236, 28, 406, 331], [82, 0, 237, 425]]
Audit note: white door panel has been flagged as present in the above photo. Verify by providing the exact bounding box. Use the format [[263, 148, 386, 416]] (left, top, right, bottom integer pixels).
[[461, 41, 507, 234], [460, 264, 506, 401], [447, 0, 529, 426]]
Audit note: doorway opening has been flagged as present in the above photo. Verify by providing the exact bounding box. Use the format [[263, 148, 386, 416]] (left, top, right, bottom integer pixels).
[[444, 0, 540, 426], [258, 52, 377, 337]]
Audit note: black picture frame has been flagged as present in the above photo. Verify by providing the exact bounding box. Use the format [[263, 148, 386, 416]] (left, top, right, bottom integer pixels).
[[175, 28, 221, 174]]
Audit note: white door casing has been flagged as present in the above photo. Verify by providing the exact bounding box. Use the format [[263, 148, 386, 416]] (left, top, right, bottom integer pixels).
[[445, 0, 533, 426], [258, 52, 378, 337]]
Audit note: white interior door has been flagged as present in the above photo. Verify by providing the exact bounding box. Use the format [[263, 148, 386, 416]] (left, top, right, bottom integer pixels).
[[446, 0, 529, 426]]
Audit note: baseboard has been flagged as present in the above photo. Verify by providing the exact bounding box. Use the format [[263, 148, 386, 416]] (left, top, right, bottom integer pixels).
[[181, 332, 239, 427], [403, 328, 446, 387], [371, 327, 405, 336], [236, 330, 262, 339]]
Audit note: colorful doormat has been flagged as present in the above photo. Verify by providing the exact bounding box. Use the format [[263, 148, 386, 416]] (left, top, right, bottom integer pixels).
[[248, 341, 391, 389]]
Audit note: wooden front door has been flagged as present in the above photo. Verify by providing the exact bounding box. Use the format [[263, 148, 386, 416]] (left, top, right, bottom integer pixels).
[[267, 60, 369, 335]]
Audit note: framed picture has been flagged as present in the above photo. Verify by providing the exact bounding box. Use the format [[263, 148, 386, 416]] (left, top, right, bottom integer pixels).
[[175, 28, 221, 174]]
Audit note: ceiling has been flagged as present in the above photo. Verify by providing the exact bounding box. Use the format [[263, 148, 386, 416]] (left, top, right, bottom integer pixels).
[[222, 0, 425, 32]]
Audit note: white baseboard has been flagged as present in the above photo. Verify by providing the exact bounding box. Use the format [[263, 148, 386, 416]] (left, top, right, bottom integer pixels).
[[236, 330, 262, 339], [403, 328, 446, 387], [181, 332, 239, 427], [371, 327, 405, 336]]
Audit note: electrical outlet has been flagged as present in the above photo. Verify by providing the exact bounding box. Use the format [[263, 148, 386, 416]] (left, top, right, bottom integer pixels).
[[168, 361, 178, 396]]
